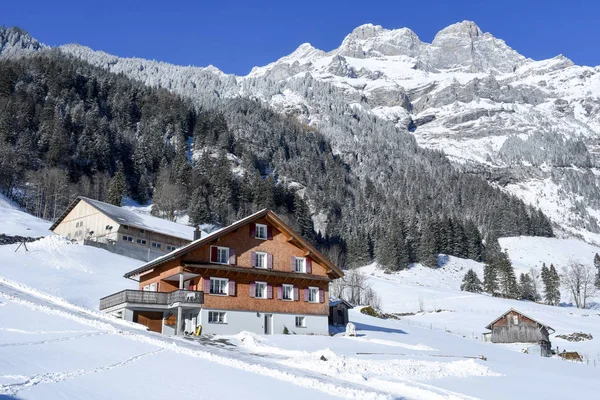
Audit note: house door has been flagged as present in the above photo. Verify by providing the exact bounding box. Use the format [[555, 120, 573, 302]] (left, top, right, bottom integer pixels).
[[264, 314, 273, 335]]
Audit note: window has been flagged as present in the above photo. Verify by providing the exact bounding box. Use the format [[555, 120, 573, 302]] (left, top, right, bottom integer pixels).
[[512, 315, 519, 325], [282, 284, 293, 301], [166, 245, 176, 251], [295, 316, 306, 328], [255, 223, 267, 239], [122, 235, 133, 242], [212, 246, 229, 264], [295, 257, 306, 273], [208, 311, 226, 324], [123, 225, 129, 230], [143, 282, 157, 292], [75, 221, 83, 228], [136, 238, 147, 245], [151, 242, 161, 249], [308, 287, 319, 303], [210, 278, 229, 295], [140, 229, 145, 234], [256, 252, 267, 269], [255, 282, 267, 298]]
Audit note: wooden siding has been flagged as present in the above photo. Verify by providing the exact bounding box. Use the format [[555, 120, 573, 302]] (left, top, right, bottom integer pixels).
[[52, 201, 119, 241], [138, 217, 331, 316], [490, 310, 549, 343], [184, 217, 329, 277], [133, 311, 163, 333], [329, 303, 350, 326]]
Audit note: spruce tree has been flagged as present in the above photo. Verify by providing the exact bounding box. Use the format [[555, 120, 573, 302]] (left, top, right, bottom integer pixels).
[[106, 164, 125, 206], [188, 187, 212, 226], [483, 263, 499, 295], [549, 264, 561, 305], [492, 250, 518, 298], [518, 273, 537, 301], [541, 263, 551, 304], [461, 269, 482, 293]]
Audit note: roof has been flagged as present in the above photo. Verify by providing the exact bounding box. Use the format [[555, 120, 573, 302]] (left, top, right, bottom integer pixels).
[[329, 298, 354, 308], [485, 308, 554, 332], [50, 197, 200, 241], [123, 208, 344, 280]]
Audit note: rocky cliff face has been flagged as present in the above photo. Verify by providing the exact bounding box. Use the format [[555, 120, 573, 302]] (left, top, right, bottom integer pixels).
[[5, 22, 600, 243], [0, 27, 46, 58]]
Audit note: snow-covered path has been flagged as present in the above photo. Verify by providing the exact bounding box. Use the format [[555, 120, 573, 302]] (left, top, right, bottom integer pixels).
[[0, 279, 392, 399]]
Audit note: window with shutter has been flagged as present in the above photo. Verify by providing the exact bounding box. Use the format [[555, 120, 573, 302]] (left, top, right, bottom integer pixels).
[[282, 284, 293, 301], [255, 224, 267, 239], [209, 278, 229, 295], [254, 282, 267, 298], [308, 287, 319, 303], [211, 246, 230, 264]]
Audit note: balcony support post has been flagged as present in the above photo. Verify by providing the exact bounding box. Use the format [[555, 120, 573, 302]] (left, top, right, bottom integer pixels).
[[179, 273, 184, 290], [176, 306, 183, 335]]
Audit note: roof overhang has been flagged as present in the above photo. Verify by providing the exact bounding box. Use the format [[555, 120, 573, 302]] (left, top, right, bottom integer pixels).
[[123, 209, 344, 280]]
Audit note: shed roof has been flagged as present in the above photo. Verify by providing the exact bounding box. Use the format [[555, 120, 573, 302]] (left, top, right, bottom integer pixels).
[[329, 298, 354, 309], [122, 208, 344, 280], [485, 308, 554, 333], [50, 197, 200, 241]]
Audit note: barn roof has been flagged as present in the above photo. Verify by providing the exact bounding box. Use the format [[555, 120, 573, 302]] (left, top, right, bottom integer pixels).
[[50, 196, 201, 241], [122, 208, 344, 280], [485, 308, 555, 333]]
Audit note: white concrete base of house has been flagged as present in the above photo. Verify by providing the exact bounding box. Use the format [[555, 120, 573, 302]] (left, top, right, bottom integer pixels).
[[104, 305, 329, 336]]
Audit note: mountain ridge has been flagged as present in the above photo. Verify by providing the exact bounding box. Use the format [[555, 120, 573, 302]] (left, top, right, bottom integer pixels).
[[1, 22, 599, 246]]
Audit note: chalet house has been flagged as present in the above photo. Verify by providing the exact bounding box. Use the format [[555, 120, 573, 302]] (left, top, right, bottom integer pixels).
[[99, 209, 344, 336], [50, 197, 206, 261], [484, 308, 555, 344]]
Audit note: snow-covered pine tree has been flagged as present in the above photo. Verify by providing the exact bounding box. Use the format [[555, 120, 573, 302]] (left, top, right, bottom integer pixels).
[[460, 269, 482, 293], [188, 187, 212, 226], [492, 250, 518, 298], [518, 273, 537, 301], [549, 264, 561, 305], [483, 263, 499, 295], [106, 164, 125, 206]]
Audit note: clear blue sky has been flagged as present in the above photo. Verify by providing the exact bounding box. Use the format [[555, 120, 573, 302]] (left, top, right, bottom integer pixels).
[[3, 0, 597, 75]]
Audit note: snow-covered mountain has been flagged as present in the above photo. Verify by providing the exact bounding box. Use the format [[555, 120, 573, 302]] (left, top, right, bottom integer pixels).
[[3, 23, 600, 244]]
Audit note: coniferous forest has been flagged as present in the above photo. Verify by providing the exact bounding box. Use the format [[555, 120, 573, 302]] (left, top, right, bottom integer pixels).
[[0, 50, 554, 270]]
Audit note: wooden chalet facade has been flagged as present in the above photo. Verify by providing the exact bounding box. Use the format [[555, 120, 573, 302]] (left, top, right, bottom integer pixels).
[[100, 209, 344, 336], [485, 308, 555, 344]]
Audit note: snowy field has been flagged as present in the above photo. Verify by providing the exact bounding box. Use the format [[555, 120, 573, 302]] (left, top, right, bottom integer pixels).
[[2, 197, 600, 399]]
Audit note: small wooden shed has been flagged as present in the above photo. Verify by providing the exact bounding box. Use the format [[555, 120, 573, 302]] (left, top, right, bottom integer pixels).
[[329, 298, 354, 327], [485, 308, 554, 344]]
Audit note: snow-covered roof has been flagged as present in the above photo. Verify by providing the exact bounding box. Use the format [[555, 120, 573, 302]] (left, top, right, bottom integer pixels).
[[50, 197, 200, 241], [329, 298, 354, 308]]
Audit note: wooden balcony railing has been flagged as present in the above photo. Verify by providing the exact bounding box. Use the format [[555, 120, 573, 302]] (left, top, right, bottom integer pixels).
[[99, 289, 204, 310]]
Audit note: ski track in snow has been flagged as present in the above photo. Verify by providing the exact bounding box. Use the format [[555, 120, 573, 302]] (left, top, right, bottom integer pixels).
[[0, 349, 164, 396], [0, 279, 417, 400]]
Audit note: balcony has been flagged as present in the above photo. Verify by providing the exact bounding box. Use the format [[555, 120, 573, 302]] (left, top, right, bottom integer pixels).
[[99, 289, 204, 311]]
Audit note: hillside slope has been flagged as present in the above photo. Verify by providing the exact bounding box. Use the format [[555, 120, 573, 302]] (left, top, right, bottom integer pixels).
[[2, 189, 600, 399]]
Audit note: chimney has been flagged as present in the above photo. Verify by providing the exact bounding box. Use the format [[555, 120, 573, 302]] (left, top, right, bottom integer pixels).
[[194, 226, 201, 241]]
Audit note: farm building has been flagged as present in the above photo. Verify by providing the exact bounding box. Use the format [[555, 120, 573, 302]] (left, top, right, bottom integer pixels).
[[484, 308, 555, 344], [50, 196, 206, 261], [329, 298, 353, 327]]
